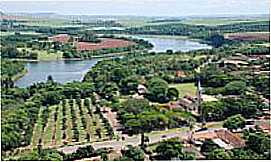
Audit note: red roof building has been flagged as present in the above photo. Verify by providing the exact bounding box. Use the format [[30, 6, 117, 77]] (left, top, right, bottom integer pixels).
[[48, 34, 71, 43]]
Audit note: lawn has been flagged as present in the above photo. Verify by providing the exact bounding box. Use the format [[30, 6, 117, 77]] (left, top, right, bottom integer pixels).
[[146, 127, 189, 136], [169, 83, 197, 98], [206, 121, 224, 129]]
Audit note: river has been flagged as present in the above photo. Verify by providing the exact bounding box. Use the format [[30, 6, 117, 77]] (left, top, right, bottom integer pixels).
[[15, 35, 212, 87]]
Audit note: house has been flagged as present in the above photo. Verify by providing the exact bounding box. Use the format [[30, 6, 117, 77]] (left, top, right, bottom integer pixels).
[[175, 70, 186, 77], [192, 129, 246, 149], [214, 129, 246, 148], [257, 123, 271, 134], [48, 34, 71, 43]]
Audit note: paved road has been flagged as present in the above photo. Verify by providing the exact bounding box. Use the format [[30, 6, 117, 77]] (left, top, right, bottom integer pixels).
[[58, 129, 190, 154]]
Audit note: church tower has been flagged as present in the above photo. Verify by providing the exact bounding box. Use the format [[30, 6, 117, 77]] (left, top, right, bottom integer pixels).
[[196, 78, 205, 127]]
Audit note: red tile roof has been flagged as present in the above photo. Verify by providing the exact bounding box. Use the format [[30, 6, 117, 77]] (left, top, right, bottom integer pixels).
[[48, 34, 71, 43]]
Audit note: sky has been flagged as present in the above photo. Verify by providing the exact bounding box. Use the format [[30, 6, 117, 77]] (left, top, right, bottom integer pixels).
[[0, 0, 270, 17]]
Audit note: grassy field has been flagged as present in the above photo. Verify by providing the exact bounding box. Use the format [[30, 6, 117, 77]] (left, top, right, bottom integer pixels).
[[0, 31, 42, 36], [206, 121, 224, 129], [181, 18, 269, 26], [20, 18, 71, 27], [118, 17, 269, 27], [115, 34, 188, 40], [169, 83, 197, 98], [30, 98, 112, 149], [37, 50, 63, 60], [146, 127, 189, 136], [17, 48, 63, 61], [117, 17, 152, 27]]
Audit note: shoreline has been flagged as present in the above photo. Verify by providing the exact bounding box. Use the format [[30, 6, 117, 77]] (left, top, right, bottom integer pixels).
[[8, 50, 144, 62], [12, 68, 28, 82]]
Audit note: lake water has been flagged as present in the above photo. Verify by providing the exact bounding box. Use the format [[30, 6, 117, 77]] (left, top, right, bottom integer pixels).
[[140, 36, 212, 52], [118, 35, 212, 52], [15, 59, 99, 87], [15, 36, 212, 87]]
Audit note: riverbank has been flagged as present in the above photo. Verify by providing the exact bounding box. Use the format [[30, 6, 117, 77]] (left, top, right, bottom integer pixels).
[[114, 34, 204, 42], [9, 50, 144, 62], [12, 68, 28, 82]]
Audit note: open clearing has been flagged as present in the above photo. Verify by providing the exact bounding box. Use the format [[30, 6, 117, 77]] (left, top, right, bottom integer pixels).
[[169, 83, 197, 98], [17, 48, 63, 61]]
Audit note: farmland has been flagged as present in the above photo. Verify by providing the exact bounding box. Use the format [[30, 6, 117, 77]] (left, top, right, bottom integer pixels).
[[30, 98, 113, 149], [181, 18, 269, 26], [76, 38, 136, 51], [224, 32, 270, 41]]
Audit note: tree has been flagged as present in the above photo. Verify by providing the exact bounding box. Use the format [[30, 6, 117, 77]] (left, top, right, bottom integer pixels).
[[229, 148, 264, 160], [42, 91, 63, 106], [183, 152, 196, 160], [64, 145, 95, 160], [206, 149, 232, 160], [95, 148, 108, 161], [47, 75, 54, 83], [80, 31, 100, 43], [16, 149, 63, 161], [119, 75, 140, 95], [200, 139, 220, 155], [100, 82, 119, 100], [223, 114, 246, 131], [155, 138, 184, 160], [205, 33, 225, 48], [167, 87, 179, 100], [110, 66, 132, 84], [146, 78, 169, 103], [224, 81, 247, 95], [1, 45, 19, 58], [123, 98, 150, 115], [166, 49, 173, 54], [246, 132, 270, 155], [120, 145, 145, 161], [202, 101, 224, 121]]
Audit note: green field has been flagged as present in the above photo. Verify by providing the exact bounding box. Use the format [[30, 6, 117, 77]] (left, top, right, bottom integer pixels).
[[17, 48, 63, 61], [182, 18, 269, 26], [169, 83, 197, 98], [0, 31, 42, 36], [115, 34, 188, 39]]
